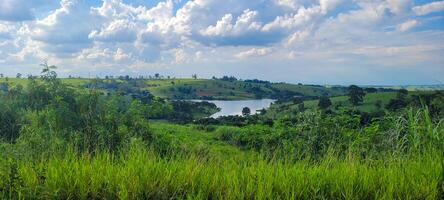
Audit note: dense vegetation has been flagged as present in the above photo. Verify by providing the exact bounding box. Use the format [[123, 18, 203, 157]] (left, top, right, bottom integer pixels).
[[0, 66, 443, 199]]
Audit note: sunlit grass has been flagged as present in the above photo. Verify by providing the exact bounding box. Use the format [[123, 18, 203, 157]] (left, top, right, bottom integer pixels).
[[1, 146, 442, 200]]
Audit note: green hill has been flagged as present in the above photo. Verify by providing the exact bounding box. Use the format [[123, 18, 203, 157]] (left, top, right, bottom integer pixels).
[[1, 78, 349, 100], [144, 79, 348, 100], [266, 91, 436, 118]]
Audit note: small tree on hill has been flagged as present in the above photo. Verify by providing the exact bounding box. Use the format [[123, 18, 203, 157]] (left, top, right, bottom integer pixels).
[[348, 85, 365, 106], [242, 107, 251, 116], [318, 96, 332, 110]]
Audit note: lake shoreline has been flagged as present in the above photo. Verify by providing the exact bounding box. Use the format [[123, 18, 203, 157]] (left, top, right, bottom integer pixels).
[[189, 99, 276, 118]]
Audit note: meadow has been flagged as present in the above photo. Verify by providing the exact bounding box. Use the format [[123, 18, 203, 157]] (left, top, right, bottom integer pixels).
[[0, 67, 443, 199]]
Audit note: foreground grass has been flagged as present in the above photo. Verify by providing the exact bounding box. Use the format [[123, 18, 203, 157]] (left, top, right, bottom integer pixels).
[[1, 147, 442, 200]]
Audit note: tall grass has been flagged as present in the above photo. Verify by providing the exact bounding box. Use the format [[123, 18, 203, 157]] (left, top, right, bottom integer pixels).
[[1, 145, 442, 200], [1, 108, 443, 199]]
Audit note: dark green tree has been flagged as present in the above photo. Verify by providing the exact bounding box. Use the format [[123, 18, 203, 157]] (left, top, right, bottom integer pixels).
[[318, 96, 332, 110], [348, 85, 366, 106], [242, 107, 251, 116]]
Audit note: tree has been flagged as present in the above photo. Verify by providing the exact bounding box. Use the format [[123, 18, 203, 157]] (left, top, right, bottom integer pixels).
[[318, 96, 332, 110], [242, 107, 251, 116], [16, 73, 22, 79], [348, 85, 365, 106], [365, 87, 378, 93], [192, 74, 197, 79], [386, 98, 407, 111], [40, 62, 58, 82]]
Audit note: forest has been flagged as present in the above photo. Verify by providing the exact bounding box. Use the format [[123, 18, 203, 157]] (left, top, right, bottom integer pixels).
[[0, 65, 443, 199]]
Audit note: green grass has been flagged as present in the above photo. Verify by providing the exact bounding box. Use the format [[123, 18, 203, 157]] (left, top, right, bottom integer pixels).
[[1, 78, 348, 100], [1, 76, 443, 199], [149, 122, 250, 158], [144, 79, 347, 100], [267, 91, 435, 118], [1, 146, 442, 200], [0, 78, 90, 88]]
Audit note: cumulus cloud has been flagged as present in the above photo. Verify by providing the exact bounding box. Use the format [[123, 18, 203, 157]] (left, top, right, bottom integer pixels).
[[24, 0, 97, 53], [0, 0, 442, 84], [397, 19, 419, 32], [200, 9, 263, 37], [89, 19, 138, 42], [413, 1, 444, 16]]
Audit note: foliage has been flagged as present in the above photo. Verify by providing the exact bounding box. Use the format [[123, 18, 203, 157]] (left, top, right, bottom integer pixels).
[[0, 65, 443, 199], [242, 107, 251, 116], [317, 96, 332, 110], [348, 85, 366, 106]]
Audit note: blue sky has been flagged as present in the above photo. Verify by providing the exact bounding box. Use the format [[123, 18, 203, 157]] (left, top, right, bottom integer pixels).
[[0, 0, 443, 85]]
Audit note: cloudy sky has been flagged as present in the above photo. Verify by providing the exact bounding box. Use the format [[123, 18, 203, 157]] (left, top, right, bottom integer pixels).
[[0, 0, 443, 85]]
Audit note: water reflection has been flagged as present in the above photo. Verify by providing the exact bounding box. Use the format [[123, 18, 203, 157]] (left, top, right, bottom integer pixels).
[[192, 99, 275, 118]]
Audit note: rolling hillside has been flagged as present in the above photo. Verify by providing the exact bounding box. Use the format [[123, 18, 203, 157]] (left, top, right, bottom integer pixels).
[[143, 79, 348, 100], [266, 91, 436, 118]]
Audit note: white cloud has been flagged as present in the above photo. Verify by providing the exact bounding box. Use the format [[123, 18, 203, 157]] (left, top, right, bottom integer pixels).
[[396, 19, 419, 32], [114, 48, 132, 61], [235, 47, 273, 59], [387, 0, 412, 14], [413, 1, 444, 16], [138, 0, 174, 21], [274, 0, 300, 10], [319, 0, 341, 14], [24, 0, 97, 54], [0, 0, 442, 84], [262, 6, 321, 32], [200, 9, 261, 37], [89, 19, 138, 42], [286, 29, 311, 46]]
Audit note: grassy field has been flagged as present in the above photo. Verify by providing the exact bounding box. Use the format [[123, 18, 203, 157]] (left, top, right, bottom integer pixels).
[[1, 74, 443, 199], [144, 79, 347, 100], [367, 85, 444, 91], [266, 91, 435, 118], [2, 114, 444, 199], [1, 78, 348, 100], [1, 147, 442, 200], [2, 117, 443, 199], [0, 78, 90, 87]]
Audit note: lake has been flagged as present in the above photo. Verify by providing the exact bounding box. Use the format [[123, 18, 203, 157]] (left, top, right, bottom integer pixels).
[[192, 99, 276, 118]]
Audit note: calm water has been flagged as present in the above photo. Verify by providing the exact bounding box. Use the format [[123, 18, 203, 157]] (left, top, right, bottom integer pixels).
[[193, 99, 276, 118]]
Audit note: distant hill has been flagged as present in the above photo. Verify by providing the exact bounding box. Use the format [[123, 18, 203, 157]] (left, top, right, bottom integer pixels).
[[362, 85, 444, 91], [265, 90, 438, 118], [3, 77, 443, 101], [143, 79, 348, 100]]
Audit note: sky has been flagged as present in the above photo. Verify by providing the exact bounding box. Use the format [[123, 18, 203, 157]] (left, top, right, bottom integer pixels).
[[0, 0, 443, 85]]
